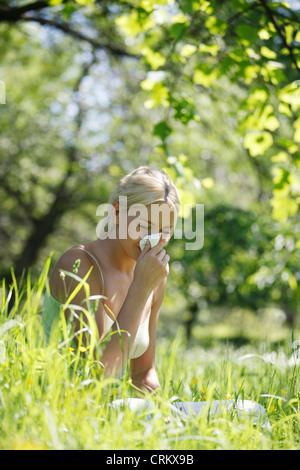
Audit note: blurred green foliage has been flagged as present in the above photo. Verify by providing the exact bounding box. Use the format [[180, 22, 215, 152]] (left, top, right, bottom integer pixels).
[[0, 0, 299, 341]]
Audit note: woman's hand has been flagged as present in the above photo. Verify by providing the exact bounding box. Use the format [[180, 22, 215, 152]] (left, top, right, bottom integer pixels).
[[133, 240, 170, 294]]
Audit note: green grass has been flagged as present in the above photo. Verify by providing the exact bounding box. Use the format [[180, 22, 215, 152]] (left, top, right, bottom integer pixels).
[[0, 255, 299, 450]]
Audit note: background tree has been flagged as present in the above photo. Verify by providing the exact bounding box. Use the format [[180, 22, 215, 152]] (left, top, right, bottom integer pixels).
[[0, 0, 299, 339]]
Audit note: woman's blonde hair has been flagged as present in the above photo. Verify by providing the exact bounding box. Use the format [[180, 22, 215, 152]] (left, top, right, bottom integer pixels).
[[96, 166, 181, 238], [108, 166, 181, 219]]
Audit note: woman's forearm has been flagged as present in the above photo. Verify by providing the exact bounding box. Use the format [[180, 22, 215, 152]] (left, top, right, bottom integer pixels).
[[100, 281, 151, 377], [131, 367, 161, 396]]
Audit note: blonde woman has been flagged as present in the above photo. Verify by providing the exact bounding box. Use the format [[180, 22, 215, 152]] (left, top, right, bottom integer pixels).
[[42, 166, 270, 427], [43, 166, 179, 392]]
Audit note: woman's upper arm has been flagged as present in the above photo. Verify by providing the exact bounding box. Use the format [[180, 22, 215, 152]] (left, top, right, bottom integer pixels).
[[49, 248, 105, 344]]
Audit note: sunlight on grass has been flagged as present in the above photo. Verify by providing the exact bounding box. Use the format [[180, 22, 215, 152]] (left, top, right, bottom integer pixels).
[[0, 255, 299, 449]]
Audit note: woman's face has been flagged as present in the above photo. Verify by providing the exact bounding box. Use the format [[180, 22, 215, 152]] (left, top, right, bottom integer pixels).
[[114, 201, 175, 259]]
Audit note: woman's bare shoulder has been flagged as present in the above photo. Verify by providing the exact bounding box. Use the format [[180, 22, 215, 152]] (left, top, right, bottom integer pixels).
[[49, 245, 101, 302], [50, 245, 91, 274]]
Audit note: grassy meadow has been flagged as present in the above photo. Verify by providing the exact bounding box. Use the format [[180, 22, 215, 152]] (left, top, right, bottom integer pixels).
[[0, 255, 299, 450]]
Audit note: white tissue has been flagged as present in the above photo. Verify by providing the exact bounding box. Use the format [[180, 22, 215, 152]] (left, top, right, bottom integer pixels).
[[139, 233, 162, 250]]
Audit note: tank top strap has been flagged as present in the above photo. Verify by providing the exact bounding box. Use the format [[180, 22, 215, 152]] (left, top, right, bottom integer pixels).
[[73, 245, 105, 293], [150, 290, 154, 308]]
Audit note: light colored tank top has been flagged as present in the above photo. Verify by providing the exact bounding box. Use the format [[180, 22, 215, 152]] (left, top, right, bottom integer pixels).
[[42, 245, 153, 359]]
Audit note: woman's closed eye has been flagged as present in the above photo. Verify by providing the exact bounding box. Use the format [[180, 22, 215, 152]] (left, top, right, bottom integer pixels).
[[138, 224, 171, 239], [138, 224, 151, 233]]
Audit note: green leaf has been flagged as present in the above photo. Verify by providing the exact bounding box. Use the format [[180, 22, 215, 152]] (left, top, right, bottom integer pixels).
[[270, 191, 298, 223], [191, 0, 211, 12], [279, 81, 300, 111], [260, 61, 286, 85], [61, 3, 77, 18], [258, 29, 271, 40], [286, 271, 297, 290], [243, 131, 273, 157], [170, 22, 188, 40], [243, 64, 260, 85], [293, 116, 300, 142], [271, 151, 288, 163], [205, 16, 227, 35], [140, 46, 166, 70], [276, 138, 298, 154], [171, 96, 200, 124], [201, 177, 214, 189], [240, 104, 279, 133], [285, 24, 294, 45], [235, 24, 258, 45], [115, 10, 155, 37], [246, 87, 269, 108], [230, 0, 246, 9], [153, 120, 172, 142], [143, 82, 169, 108], [180, 44, 198, 57], [74, 0, 96, 4], [193, 64, 218, 87], [260, 46, 277, 59], [272, 167, 290, 189], [278, 103, 292, 117], [199, 43, 220, 56]]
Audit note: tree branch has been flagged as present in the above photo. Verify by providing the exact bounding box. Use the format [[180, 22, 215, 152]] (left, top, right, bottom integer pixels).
[[225, 1, 262, 26], [0, 1, 50, 21], [259, 0, 300, 79], [0, 0, 139, 58], [21, 14, 138, 58]]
